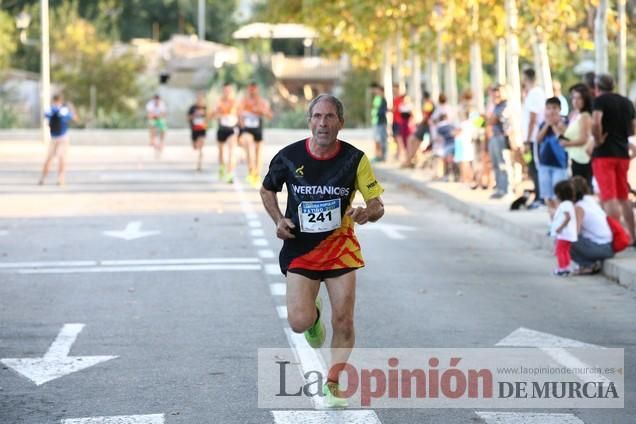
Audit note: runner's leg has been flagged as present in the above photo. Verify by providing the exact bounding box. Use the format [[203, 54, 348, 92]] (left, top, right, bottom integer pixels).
[[39, 140, 58, 184], [254, 139, 263, 179], [324, 271, 356, 383], [56, 137, 69, 185], [286, 272, 321, 333]]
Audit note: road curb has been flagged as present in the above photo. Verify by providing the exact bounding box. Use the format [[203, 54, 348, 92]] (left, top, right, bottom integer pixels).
[[376, 167, 634, 290]]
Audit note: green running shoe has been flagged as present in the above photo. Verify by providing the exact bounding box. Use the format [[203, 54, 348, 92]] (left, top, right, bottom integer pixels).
[[219, 164, 226, 179], [304, 296, 325, 348], [322, 381, 348, 408]]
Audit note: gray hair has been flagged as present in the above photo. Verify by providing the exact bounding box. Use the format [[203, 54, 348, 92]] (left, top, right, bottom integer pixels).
[[307, 94, 344, 122], [595, 73, 615, 92]]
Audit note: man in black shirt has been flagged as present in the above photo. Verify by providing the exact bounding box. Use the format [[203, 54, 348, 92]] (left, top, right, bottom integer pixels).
[[592, 74, 636, 242]]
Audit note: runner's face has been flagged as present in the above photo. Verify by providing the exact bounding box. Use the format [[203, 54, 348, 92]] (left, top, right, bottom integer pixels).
[[223, 85, 232, 98], [309, 100, 343, 146]]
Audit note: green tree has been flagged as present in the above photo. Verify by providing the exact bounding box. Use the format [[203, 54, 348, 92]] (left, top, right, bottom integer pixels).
[[0, 10, 18, 70], [49, 2, 145, 124]]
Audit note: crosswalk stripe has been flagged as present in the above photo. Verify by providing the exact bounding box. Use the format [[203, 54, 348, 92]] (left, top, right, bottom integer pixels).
[[475, 411, 584, 424], [61, 414, 165, 424], [272, 411, 381, 424]]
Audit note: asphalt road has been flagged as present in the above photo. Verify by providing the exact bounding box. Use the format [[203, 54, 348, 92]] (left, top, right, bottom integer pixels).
[[0, 136, 633, 423]]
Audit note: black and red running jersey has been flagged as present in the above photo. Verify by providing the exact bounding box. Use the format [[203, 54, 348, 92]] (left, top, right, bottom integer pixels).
[[262, 138, 384, 275]]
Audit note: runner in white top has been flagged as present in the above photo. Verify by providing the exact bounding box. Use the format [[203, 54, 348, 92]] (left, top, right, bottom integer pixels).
[[146, 94, 167, 158]]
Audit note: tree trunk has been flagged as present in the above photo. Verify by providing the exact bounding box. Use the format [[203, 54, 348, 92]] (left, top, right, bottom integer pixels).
[[496, 38, 506, 84], [505, 0, 522, 148], [470, 0, 485, 113], [410, 29, 422, 121], [618, 0, 627, 95], [383, 39, 393, 106], [595, 0, 609, 74], [427, 56, 440, 103], [445, 52, 458, 107], [395, 30, 405, 93], [534, 30, 553, 97]]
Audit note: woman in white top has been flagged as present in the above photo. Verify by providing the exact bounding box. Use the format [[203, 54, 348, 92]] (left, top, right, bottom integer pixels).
[[560, 84, 594, 186], [570, 176, 614, 275]]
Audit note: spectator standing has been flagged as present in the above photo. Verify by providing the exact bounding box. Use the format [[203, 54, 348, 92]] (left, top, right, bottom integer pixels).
[[536, 97, 569, 212], [591, 74, 636, 243], [370, 83, 388, 162], [521, 68, 546, 208], [560, 84, 593, 186], [488, 84, 511, 198]]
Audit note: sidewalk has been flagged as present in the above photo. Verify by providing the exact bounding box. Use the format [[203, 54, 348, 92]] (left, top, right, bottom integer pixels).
[[376, 163, 636, 291]]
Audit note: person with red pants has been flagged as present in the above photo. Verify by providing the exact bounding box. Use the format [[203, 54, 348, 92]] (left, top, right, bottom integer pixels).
[[591, 74, 636, 244], [550, 180, 578, 276]]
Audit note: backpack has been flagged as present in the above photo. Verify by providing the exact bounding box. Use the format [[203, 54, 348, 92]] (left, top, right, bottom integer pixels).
[[606, 216, 631, 252], [49, 108, 63, 134]]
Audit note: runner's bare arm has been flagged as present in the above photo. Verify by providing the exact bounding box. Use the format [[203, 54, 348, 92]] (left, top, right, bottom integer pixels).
[[260, 186, 296, 239]]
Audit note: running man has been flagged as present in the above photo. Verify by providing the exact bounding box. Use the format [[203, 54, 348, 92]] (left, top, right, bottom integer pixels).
[[39, 94, 78, 186], [212, 83, 239, 183], [260, 94, 385, 407], [187, 92, 208, 171], [146, 94, 167, 158], [238, 82, 272, 187]]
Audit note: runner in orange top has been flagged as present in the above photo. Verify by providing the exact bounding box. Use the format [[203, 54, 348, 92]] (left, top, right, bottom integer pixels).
[[211, 83, 239, 183], [238, 82, 272, 187]]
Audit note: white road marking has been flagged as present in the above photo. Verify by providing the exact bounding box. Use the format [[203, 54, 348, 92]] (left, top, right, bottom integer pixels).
[[0, 230, 8, 236], [496, 327, 601, 349], [258, 249, 275, 259], [103, 221, 160, 241], [248, 220, 262, 228], [475, 411, 584, 424], [1, 323, 117, 386], [250, 229, 265, 237], [100, 258, 260, 266], [0, 257, 259, 269], [270, 283, 286, 296], [277, 306, 288, 319], [246, 213, 258, 219], [17, 264, 261, 274], [272, 411, 382, 424], [253, 238, 269, 246], [265, 264, 280, 275], [61, 413, 165, 423], [497, 327, 610, 384], [357, 223, 416, 240], [0, 260, 97, 269]]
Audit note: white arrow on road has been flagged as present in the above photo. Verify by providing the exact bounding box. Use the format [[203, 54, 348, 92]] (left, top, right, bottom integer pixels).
[[1, 323, 117, 386], [496, 327, 608, 384], [62, 414, 164, 424], [356, 223, 416, 240], [103, 221, 160, 241], [477, 328, 608, 423]]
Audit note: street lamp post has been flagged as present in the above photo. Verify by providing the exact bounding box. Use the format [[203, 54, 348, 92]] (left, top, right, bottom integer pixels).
[[41, 0, 51, 146], [14, 2, 50, 145]]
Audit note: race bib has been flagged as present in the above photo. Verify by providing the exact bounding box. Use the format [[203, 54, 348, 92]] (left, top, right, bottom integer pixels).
[[192, 117, 206, 128], [220, 115, 237, 127], [244, 114, 260, 128], [298, 199, 341, 233]]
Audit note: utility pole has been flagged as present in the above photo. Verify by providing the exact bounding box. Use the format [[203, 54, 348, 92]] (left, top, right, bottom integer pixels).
[[41, 0, 51, 145], [198, 0, 205, 41]]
